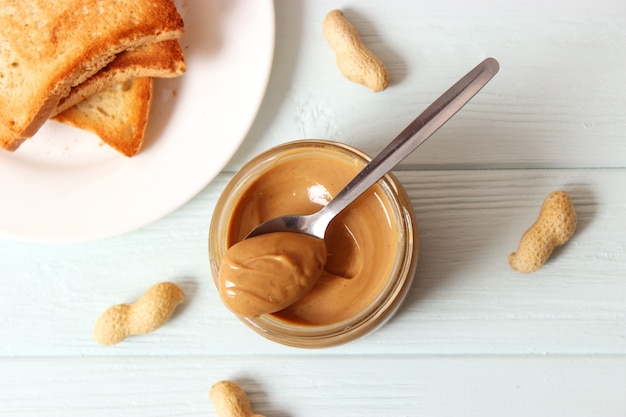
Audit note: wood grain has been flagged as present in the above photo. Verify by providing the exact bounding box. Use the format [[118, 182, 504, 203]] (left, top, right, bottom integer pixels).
[[2, 355, 626, 417]]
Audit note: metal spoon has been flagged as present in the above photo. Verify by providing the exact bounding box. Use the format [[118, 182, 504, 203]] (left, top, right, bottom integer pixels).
[[247, 57, 500, 240]]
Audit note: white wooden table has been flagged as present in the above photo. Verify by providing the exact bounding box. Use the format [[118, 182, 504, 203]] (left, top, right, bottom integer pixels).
[[2, 1, 626, 415]]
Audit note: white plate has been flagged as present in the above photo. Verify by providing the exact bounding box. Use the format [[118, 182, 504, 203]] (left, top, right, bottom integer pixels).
[[0, 0, 275, 243]]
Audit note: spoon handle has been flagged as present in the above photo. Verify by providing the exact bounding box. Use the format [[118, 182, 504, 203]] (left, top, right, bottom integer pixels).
[[318, 57, 499, 225]]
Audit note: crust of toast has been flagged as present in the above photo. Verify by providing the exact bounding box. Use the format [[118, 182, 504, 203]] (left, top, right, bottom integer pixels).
[[52, 40, 185, 116], [0, 0, 184, 151], [53, 78, 153, 157]]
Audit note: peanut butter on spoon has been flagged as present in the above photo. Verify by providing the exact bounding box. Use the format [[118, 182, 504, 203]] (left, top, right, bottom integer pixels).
[[218, 232, 327, 317]]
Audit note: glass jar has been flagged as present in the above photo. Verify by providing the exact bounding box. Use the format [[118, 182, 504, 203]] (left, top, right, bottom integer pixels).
[[209, 140, 418, 348]]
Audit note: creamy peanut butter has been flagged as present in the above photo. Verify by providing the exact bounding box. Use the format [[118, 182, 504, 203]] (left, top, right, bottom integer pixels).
[[223, 148, 398, 327], [218, 232, 327, 317]]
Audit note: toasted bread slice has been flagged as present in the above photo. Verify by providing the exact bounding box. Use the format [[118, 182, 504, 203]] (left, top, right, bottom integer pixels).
[[53, 78, 153, 157], [52, 40, 185, 116], [0, 0, 184, 151]]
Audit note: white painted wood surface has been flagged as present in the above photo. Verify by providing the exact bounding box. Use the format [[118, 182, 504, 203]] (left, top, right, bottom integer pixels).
[[2, 1, 626, 415]]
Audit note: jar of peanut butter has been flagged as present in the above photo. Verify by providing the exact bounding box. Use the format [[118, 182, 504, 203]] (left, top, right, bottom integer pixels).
[[209, 140, 418, 348]]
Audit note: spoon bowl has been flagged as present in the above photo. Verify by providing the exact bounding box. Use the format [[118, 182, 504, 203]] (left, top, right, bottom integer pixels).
[[247, 57, 499, 240]]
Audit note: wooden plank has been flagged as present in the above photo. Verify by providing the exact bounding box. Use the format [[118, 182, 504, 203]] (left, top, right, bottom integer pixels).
[[228, 0, 626, 171], [1, 168, 624, 356], [2, 355, 626, 417]]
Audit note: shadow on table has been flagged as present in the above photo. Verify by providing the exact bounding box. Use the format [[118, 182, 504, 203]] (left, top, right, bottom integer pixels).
[[172, 277, 199, 319], [226, 1, 305, 170], [233, 376, 292, 417]]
